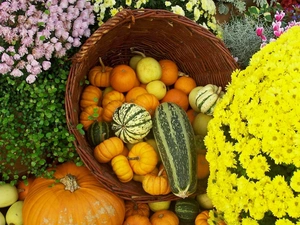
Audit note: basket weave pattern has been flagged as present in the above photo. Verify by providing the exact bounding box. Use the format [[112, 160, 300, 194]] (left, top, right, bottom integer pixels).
[[65, 9, 239, 203]]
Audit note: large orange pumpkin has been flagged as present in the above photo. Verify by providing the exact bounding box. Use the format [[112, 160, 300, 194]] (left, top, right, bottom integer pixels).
[[22, 162, 125, 225]]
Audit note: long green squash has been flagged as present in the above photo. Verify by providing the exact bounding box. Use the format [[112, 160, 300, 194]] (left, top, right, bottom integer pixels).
[[152, 102, 197, 198]]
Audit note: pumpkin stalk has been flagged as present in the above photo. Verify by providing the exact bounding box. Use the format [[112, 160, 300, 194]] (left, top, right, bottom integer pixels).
[[60, 174, 80, 193], [127, 156, 140, 161], [99, 57, 107, 73]]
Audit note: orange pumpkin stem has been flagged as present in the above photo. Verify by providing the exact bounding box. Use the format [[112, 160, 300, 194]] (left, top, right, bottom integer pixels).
[[127, 156, 140, 161], [99, 57, 107, 73], [60, 174, 80, 193]]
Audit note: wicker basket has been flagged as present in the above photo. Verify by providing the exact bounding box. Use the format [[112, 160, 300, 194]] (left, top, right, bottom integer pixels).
[[65, 9, 239, 203]]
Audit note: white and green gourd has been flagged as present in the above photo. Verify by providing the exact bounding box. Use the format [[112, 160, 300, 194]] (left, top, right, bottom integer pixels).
[[195, 84, 224, 115], [152, 102, 197, 198], [111, 103, 152, 144]]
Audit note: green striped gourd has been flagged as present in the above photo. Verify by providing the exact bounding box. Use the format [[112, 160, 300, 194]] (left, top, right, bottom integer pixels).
[[111, 103, 152, 144], [152, 102, 197, 198], [86, 121, 112, 147], [195, 84, 223, 115], [175, 198, 200, 223]]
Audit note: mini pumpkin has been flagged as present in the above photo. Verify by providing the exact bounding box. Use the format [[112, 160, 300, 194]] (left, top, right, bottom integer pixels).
[[79, 85, 102, 109], [125, 86, 148, 103], [110, 64, 137, 93], [124, 201, 150, 218], [150, 209, 179, 225], [122, 214, 152, 225], [128, 142, 158, 175], [17, 176, 35, 201], [111, 155, 133, 183], [142, 168, 171, 195], [94, 136, 124, 163], [22, 162, 125, 225], [88, 57, 112, 88], [102, 100, 123, 122], [79, 105, 103, 130], [102, 90, 125, 108], [134, 93, 160, 116]]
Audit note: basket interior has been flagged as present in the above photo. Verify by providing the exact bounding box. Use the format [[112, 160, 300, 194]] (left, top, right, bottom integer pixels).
[[66, 9, 239, 202]]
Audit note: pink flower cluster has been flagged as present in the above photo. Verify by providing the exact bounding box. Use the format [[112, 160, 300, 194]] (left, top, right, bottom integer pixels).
[[256, 10, 300, 48], [0, 0, 95, 83]]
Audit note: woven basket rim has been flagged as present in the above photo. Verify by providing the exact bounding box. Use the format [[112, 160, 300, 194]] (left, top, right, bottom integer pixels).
[[65, 8, 239, 203]]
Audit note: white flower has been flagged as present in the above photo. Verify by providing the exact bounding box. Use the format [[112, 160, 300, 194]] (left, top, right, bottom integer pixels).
[[165, 1, 171, 7], [171, 5, 185, 16], [201, 0, 216, 15]]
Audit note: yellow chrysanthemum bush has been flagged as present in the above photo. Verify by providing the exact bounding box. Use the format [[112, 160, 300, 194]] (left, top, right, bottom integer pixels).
[[205, 25, 300, 225]]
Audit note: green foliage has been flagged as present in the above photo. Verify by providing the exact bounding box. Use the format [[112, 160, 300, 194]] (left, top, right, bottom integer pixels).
[[0, 57, 83, 184], [220, 15, 273, 69]]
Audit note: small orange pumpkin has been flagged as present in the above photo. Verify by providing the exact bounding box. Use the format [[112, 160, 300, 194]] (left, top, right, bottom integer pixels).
[[150, 209, 179, 225], [110, 64, 137, 93], [142, 168, 171, 195], [134, 93, 160, 116], [125, 87, 148, 103], [88, 57, 112, 88], [102, 90, 125, 108], [132, 166, 159, 183], [111, 155, 133, 183], [102, 100, 123, 122], [17, 176, 35, 201], [22, 162, 125, 225], [79, 105, 103, 130], [94, 136, 124, 163], [125, 201, 150, 218], [122, 214, 152, 225], [79, 85, 102, 109], [128, 142, 158, 175]]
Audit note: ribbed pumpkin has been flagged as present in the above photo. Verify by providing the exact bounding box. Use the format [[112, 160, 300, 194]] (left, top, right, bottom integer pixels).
[[88, 57, 112, 88], [111, 154, 133, 183], [122, 214, 152, 225], [79, 105, 103, 131], [195, 210, 227, 225], [124, 201, 150, 218], [94, 136, 124, 163], [111, 103, 152, 143], [134, 93, 160, 116], [142, 167, 171, 195], [22, 162, 125, 225], [128, 142, 158, 175], [102, 100, 123, 122], [79, 85, 102, 109], [150, 210, 179, 225], [102, 90, 125, 108]]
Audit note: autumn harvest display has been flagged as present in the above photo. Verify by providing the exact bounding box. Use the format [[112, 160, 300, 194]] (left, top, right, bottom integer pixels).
[[4, 0, 299, 224]]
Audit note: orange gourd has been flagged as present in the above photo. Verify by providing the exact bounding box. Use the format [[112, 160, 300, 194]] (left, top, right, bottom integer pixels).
[[94, 136, 124, 163], [79, 85, 102, 109], [161, 88, 189, 111], [132, 166, 159, 183], [111, 155, 133, 183], [125, 201, 150, 218], [134, 93, 160, 116], [174, 75, 197, 95], [142, 168, 171, 195], [159, 59, 179, 86], [128, 142, 158, 175], [110, 64, 137, 92], [102, 100, 123, 122], [125, 87, 148, 103], [197, 153, 210, 179], [17, 176, 35, 201], [122, 214, 152, 225], [22, 162, 125, 225], [150, 209, 179, 225], [88, 57, 112, 87], [79, 105, 103, 130], [102, 90, 125, 108]]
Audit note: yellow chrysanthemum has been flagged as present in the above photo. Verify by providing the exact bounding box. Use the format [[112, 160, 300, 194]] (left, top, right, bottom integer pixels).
[[206, 25, 300, 224]]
